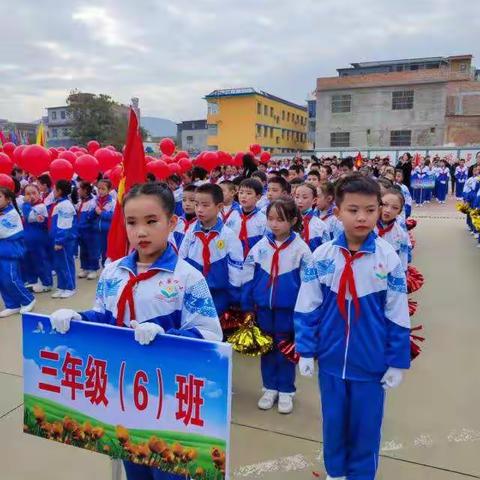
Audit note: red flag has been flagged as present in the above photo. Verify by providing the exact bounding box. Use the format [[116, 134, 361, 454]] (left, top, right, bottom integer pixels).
[[106, 108, 147, 261], [355, 151, 363, 169]]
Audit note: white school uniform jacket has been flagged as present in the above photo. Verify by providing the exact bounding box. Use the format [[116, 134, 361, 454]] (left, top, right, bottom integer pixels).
[[294, 231, 410, 382], [301, 209, 330, 252], [228, 207, 267, 256], [316, 206, 343, 241], [80, 245, 222, 341], [179, 218, 243, 301], [375, 220, 409, 272]]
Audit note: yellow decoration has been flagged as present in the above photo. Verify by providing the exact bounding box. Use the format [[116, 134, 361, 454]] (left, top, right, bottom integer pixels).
[[456, 202, 470, 215], [227, 313, 273, 356]]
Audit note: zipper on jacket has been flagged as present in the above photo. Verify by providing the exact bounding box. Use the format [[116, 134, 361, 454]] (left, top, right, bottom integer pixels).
[[342, 299, 352, 379]]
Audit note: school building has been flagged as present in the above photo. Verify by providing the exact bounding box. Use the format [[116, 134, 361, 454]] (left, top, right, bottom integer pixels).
[[315, 54, 480, 149], [204, 88, 309, 154]]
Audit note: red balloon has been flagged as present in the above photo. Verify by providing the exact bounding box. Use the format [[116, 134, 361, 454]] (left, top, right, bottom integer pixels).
[[260, 151, 271, 164], [106, 145, 116, 151], [49, 159, 74, 182], [249, 144, 262, 156], [159, 138, 176, 156], [234, 152, 244, 167], [13, 145, 27, 168], [178, 157, 193, 173], [0, 173, 14, 191], [49, 148, 59, 160], [95, 148, 119, 172], [147, 159, 169, 180], [87, 140, 100, 154], [57, 147, 66, 152], [2, 142, 16, 157], [0, 153, 13, 174], [74, 151, 84, 158], [145, 155, 156, 164], [105, 164, 123, 189], [175, 151, 189, 161], [78, 147, 88, 154], [58, 150, 77, 166], [69, 146, 80, 152], [167, 163, 181, 176], [22, 145, 51, 176], [161, 155, 176, 164], [202, 152, 218, 171], [75, 154, 100, 182]]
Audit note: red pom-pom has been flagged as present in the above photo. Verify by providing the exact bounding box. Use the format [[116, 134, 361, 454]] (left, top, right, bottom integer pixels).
[[277, 340, 300, 364], [407, 266, 424, 294], [410, 325, 425, 360], [219, 310, 245, 331], [408, 299, 418, 317], [406, 218, 417, 231]]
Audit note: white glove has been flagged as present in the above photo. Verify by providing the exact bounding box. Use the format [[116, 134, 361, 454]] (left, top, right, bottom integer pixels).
[[50, 309, 81, 334], [298, 357, 315, 377], [131, 321, 164, 345], [381, 367, 404, 390]]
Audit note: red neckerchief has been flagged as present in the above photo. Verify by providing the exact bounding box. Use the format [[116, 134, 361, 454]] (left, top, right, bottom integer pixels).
[[221, 206, 234, 223], [183, 217, 196, 233], [116, 269, 159, 326], [77, 200, 86, 219], [97, 195, 109, 210], [47, 200, 57, 230], [267, 235, 295, 304], [194, 230, 219, 276], [302, 213, 313, 244], [239, 209, 255, 256], [377, 220, 395, 238], [337, 249, 364, 335]]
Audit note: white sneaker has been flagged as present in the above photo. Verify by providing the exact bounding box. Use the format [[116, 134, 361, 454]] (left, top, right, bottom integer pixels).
[[20, 299, 36, 314], [326, 476, 346, 480], [51, 290, 64, 298], [60, 290, 76, 299], [78, 270, 87, 278], [257, 389, 278, 410], [0, 308, 21, 318], [86, 271, 98, 280], [32, 284, 52, 293], [25, 283, 36, 290], [278, 393, 294, 414]]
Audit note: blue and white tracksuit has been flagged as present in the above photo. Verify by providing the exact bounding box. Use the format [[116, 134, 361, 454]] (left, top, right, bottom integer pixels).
[[95, 195, 115, 265], [294, 232, 410, 480], [317, 207, 344, 241], [301, 209, 330, 252], [220, 202, 241, 231], [412, 167, 428, 204], [179, 218, 243, 315], [435, 168, 450, 202], [171, 215, 196, 251], [395, 183, 412, 218], [375, 220, 410, 272], [21, 202, 53, 288], [0, 204, 34, 309], [463, 176, 479, 232], [242, 232, 312, 393], [77, 196, 99, 272], [228, 207, 266, 257], [173, 187, 183, 217], [49, 197, 77, 291], [80, 245, 221, 480], [454, 166, 468, 199]]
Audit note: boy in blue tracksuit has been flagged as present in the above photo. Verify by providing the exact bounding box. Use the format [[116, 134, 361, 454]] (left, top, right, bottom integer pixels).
[[171, 184, 197, 251], [22, 184, 53, 292], [242, 198, 312, 414], [454, 159, 468, 200], [294, 174, 410, 480], [435, 160, 450, 204], [49, 180, 77, 299], [229, 178, 266, 257], [94, 179, 115, 266], [0, 187, 35, 317], [179, 184, 243, 316], [76, 181, 100, 279]]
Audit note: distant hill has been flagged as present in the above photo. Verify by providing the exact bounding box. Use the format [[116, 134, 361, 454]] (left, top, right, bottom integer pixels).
[[141, 117, 177, 137]]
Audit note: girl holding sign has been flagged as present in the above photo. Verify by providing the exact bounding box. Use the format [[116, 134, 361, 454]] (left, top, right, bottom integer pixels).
[[50, 181, 222, 480]]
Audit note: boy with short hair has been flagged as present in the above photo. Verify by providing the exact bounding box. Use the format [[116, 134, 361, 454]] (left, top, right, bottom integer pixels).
[[306, 170, 321, 188], [264, 176, 290, 212], [179, 184, 243, 315], [172, 184, 197, 250], [229, 178, 266, 257], [219, 180, 241, 229], [294, 174, 410, 480]]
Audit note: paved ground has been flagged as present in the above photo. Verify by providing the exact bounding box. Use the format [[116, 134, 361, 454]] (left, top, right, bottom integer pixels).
[[1, 195, 479, 479]]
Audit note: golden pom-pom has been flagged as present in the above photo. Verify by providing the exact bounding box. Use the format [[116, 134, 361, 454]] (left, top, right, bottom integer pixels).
[[227, 314, 273, 356], [456, 202, 470, 215]]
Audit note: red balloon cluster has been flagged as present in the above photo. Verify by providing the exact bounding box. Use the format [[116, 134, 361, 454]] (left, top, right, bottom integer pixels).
[[259, 151, 271, 164], [0, 153, 14, 174], [75, 154, 100, 182], [50, 159, 74, 182], [22, 145, 51, 176], [95, 148, 120, 172], [249, 144, 262, 156], [159, 138, 176, 156]]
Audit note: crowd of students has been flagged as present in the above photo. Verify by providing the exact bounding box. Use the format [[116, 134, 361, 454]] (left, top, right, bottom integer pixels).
[[0, 151, 439, 479], [459, 162, 480, 248]]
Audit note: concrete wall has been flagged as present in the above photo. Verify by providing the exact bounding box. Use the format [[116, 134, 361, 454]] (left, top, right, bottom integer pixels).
[[316, 83, 448, 148], [179, 129, 207, 154]]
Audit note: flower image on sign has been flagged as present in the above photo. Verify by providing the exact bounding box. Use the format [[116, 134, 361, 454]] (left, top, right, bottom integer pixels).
[[22, 313, 232, 479]]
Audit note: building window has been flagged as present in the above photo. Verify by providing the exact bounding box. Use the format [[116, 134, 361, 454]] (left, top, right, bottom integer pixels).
[[287, 131, 290, 140], [276, 136, 280, 144], [390, 130, 411, 146], [264, 105, 268, 115], [263, 126, 268, 136], [257, 124, 262, 136], [270, 107, 274, 117], [51, 111, 57, 120], [62, 128, 69, 137], [270, 127, 273, 138], [51, 128, 58, 138], [282, 110, 285, 120], [392, 90, 414, 110], [207, 124, 218, 136], [281, 129, 285, 139], [257, 102, 262, 114], [330, 132, 350, 147], [287, 112, 290, 121], [186, 136, 193, 144], [331, 94, 352, 113], [207, 102, 219, 115], [60, 110, 66, 120]]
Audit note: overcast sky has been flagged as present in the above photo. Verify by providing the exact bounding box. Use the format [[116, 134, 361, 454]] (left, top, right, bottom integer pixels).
[[0, 0, 479, 123]]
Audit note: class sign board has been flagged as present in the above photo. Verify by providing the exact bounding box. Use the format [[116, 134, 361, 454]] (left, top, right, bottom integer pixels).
[[22, 313, 232, 479]]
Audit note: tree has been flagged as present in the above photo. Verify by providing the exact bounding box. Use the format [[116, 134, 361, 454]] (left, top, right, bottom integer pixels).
[[67, 91, 147, 149]]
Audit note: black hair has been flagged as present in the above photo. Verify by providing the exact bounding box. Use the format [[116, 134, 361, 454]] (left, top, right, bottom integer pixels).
[[146, 173, 156, 182], [98, 178, 112, 190], [79, 181, 93, 196], [38, 174, 52, 189], [307, 170, 321, 180], [318, 181, 335, 198], [288, 165, 303, 174], [12, 177, 21, 195], [289, 178, 304, 186], [394, 169, 404, 178], [251, 170, 267, 183], [219, 180, 236, 192], [0, 186, 20, 215], [239, 178, 263, 196], [383, 187, 405, 209], [310, 162, 321, 169], [278, 168, 289, 177], [322, 165, 333, 176], [183, 184, 197, 194], [168, 174, 182, 185], [377, 177, 394, 190], [297, 183, 317, 198], [55, 180, 72, 197], [242, 153, 258, 177], [266, 198, 303, 233], [195, 183, 224, 205], [268, 176, 291, 194], [339, 158, 354, 170], [122, 182, 174, 217], [335, 173, 381, 206], [192, 166, 208, 181]]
